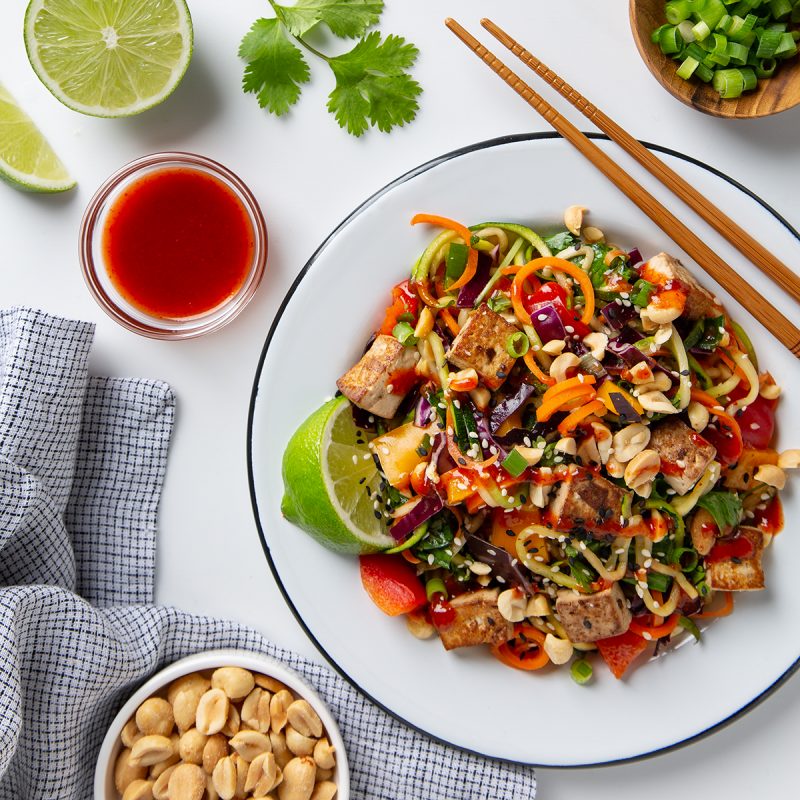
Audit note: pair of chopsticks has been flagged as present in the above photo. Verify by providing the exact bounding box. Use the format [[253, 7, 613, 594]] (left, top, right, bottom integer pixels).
[[445, 18, 800, 358]]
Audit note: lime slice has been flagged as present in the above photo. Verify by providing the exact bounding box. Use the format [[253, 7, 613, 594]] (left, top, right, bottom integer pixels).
[[0, 82, 75, 192], [24, 0, 193, 117], [282, 396, 395, 555]]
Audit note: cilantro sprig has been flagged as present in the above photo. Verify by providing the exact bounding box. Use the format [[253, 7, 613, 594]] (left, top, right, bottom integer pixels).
[[239, 0, 422, 136]]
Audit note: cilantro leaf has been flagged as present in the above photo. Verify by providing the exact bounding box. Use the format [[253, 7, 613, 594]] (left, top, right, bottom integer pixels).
[[328, 32, 421, 135], [278, 0, 384, 38], [696, 491, 743, 533], [239, 18, 310, 115]]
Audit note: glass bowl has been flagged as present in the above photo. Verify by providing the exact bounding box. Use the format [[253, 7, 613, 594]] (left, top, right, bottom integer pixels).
[[80, 152, 267, 340]]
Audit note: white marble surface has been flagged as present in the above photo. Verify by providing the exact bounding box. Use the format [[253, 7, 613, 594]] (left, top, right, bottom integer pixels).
[[1, 1, 797, 796]]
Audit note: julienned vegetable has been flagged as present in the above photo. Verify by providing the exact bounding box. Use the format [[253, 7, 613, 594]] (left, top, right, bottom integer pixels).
[[294, 205, 796, 683], [652, 0, 800, 99]]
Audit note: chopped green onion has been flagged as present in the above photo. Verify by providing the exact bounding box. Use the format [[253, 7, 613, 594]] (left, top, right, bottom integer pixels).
[[667, 0, 694, 23], [717, 13, 733, 33], [757, 27, 784, 57], [673, 547, 700, 572], [692, 18, 712, 40], [506, 331, 530, 359], [731, 320, 758, 369], [678, 615, 703, 642], [570, 658, 594, 685], [770, 0, 793, 19], [678, 19, 697, 41], [501, 447, 529, 478], [741, 65, 758, 89], [392, 321, 417, 347], [425, 577, 448, 601], [487, 293, 512, 314], [661, 24, 685, 52], [727, 40, 750, 63], [630, 279, 656, 307], [713, 67, 746, 97], [677, 55, 701, 77], [695, 61, 715, 80], [775, 31, 798, 57]]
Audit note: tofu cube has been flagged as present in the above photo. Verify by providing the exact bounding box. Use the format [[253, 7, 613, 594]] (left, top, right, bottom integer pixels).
[[438, 589, 513, 651], [336, 334, 419, 419], [707, 527, 765, 592], [555, 583, 632, 644], [649, 418, 717, 496], [640, 252, 722, 320], [446, 304, 519, 390], [548, 469, 629, 535]]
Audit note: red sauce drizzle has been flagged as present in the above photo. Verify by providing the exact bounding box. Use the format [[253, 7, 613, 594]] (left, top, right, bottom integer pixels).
[[751, 495, 783, 536], [387, 368, 420, 396], [706, 535, 755, 564], [102, 167, 255, 318], [429, 594, 456, 628]]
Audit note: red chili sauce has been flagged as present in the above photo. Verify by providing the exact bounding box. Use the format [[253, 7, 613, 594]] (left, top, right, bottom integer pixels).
[[102, 168, 254, 318]]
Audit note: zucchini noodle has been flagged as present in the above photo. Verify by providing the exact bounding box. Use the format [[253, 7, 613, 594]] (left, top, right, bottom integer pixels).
[[578, 537, 630, 583], [707, 372, 741, 399], [667, 323, 692, 410], [649, 561, 699, 600], [412, 230, 457, 283], [516, 531, 582, 590], [474, 236, 525, 306], [474, 226, 508, 251], [726, 348, 760, 414], [555, 245, 594, 272]]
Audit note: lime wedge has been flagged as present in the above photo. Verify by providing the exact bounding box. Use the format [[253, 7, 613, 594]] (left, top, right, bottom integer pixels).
[[282, 396, 395, 555], [24, 0, 193, 117], [0, 82, 75, 192]]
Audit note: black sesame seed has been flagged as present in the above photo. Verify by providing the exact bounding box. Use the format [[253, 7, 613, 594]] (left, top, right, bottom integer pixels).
[[374, 511, 382, 520], [458, 458, 467, 466]]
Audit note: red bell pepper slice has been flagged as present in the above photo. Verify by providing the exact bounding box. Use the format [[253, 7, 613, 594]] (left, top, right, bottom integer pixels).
[[596, 630, 649, 679], [359, 554, 427, 616]]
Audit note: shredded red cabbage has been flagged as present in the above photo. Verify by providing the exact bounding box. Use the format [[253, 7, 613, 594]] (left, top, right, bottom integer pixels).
[[390, 494, 444, 542], [456, 250, 496, 308], [466, 534, 534, 593], [529, 302, 567, 343], [489, 383, 535, 433]]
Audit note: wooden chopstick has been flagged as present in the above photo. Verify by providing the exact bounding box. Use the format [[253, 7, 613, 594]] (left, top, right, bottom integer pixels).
[[444, 18, 800, 358], [480, 17, 800, 306]]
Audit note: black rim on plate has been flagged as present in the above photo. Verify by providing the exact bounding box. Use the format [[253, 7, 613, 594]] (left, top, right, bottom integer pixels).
[[246, 132, 800, 768]]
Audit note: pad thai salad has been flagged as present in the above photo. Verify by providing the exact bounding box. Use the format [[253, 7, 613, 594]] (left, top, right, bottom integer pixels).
[[281, 207, 799, 681]]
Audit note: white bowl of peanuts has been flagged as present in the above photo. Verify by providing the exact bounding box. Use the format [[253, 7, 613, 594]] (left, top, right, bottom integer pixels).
[[95, 649, 349, 800]]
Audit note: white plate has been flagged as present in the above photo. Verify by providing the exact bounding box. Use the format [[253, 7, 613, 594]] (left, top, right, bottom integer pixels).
[[247, 134, 800, 767]]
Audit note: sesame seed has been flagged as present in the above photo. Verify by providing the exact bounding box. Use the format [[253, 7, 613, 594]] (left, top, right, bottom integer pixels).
[[750, 423, 760, 430], [481, 438, 489, 448], [427, 554, 435, 565], [644, 558, 653, 569], [352, 455, 358, 464], [552, 565, 561, 573], [497, 576, 506, 584], [468, 431, 478, 438], [642, 631, 653, 641], [620, 292, 630, 299], [523, 437, 532, 447], [641, 549, 652, 558], [635, 585, 644, 598], [386, 384, 394, 392], [453, 399, 461, 409], [489, 446, 498, 455], [537, 313, 548, 322], [652, 601, 660, 609], [565, 325, 575, 333]]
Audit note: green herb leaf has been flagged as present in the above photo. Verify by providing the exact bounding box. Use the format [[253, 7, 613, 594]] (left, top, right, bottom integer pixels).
[[240, 18, 310, 114], [696, 491, 743, 532], [544, 230, 578, 252], [328, 32, 421, 136], [630, 279, 656, 308], [277, 0, 384, 38]]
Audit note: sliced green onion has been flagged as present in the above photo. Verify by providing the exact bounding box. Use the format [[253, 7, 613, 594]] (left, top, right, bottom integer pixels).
[[673, 547, 700, 572], [741, 66, 757, 89], [678, 19, 697, 41], [630, 278, 656, 307], [727, 40, 750, 63], [756, 27, 784, 57], [775, 31, 798, 57], [506, 331, 530, 359], [760, 51, 782, 72], [770, 0, 793, 19], [501, 447, 529, 478], [661, 25, 684, 53], [678, 615, 702, 642], [731, 320, 758, 369], [712, 67, 746, 97], [667, 0, 694, 23], [692, 18, 712, 40], [392, 321, 417, 346], [652, 23, 673, 43], [487, 293, 512, 314], [716, 13, 733, 33], [425, 577, 448, 601], [570, 658, 593, 685], [677, 54, 701, 77], [695, 61, 715, 81]]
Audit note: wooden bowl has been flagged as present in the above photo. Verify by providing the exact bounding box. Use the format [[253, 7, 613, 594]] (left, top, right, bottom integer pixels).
[[630, 0, 800, 118]]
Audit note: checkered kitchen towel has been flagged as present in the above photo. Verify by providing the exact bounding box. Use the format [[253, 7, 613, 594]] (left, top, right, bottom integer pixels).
[[0, 308, 536, 800]]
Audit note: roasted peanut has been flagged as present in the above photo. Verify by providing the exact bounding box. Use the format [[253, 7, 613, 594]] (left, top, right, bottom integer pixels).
[[212, 667, 255, 701], [221, 703, 241, 738], [612, 423, 650, 464], [170, 675, 211, 733], [167, 763, 206, 800], [167, 674, 211, 706], [754, 464, 786, 489], [229, 730, 272, 762], [246, 752, 279, 796], [687, 401, 710, 433], [232, 753, 248, 799], [312, 739, 335, 771], [203, 734, 229, 774], [241, 688, 272, 733], [582, 331, 608, 361], [497, 588, 527, 623], [278, 757, 316, 800], [122, 719, 143, 748], [637, 390, 678, 414], [152, 765, 177, 800], [582, 226, 604, 244], [563, 205, 586, 236], [196, 689, 230, 736], [255, 674, 287, 693], [310, 782, 337, 800], [136, 698, 175, 737], [778, 449, 800, 469], [131, 735, 175, 768], [286, 701, 323, 739], [405, 613, 435, 639], [543, 634, 573, 665], [270, 690, 293, 734], [113, 748, 146, 791], [624, 449, 661, 492], [285, 726, 316, 757], [212, 756, 238, 800], [149, 738, 180, 779], [123, 779, 154, 800], [179, 728, 208, 765], [590, 421, 612, 464], [270, 731, 293, 769], [549, 352, 580, 383]]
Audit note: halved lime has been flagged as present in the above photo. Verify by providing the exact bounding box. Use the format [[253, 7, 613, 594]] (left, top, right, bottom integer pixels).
[[282, 396, 395, 555], [24, 0, 193, 117], [0, 82, 75, 192]]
